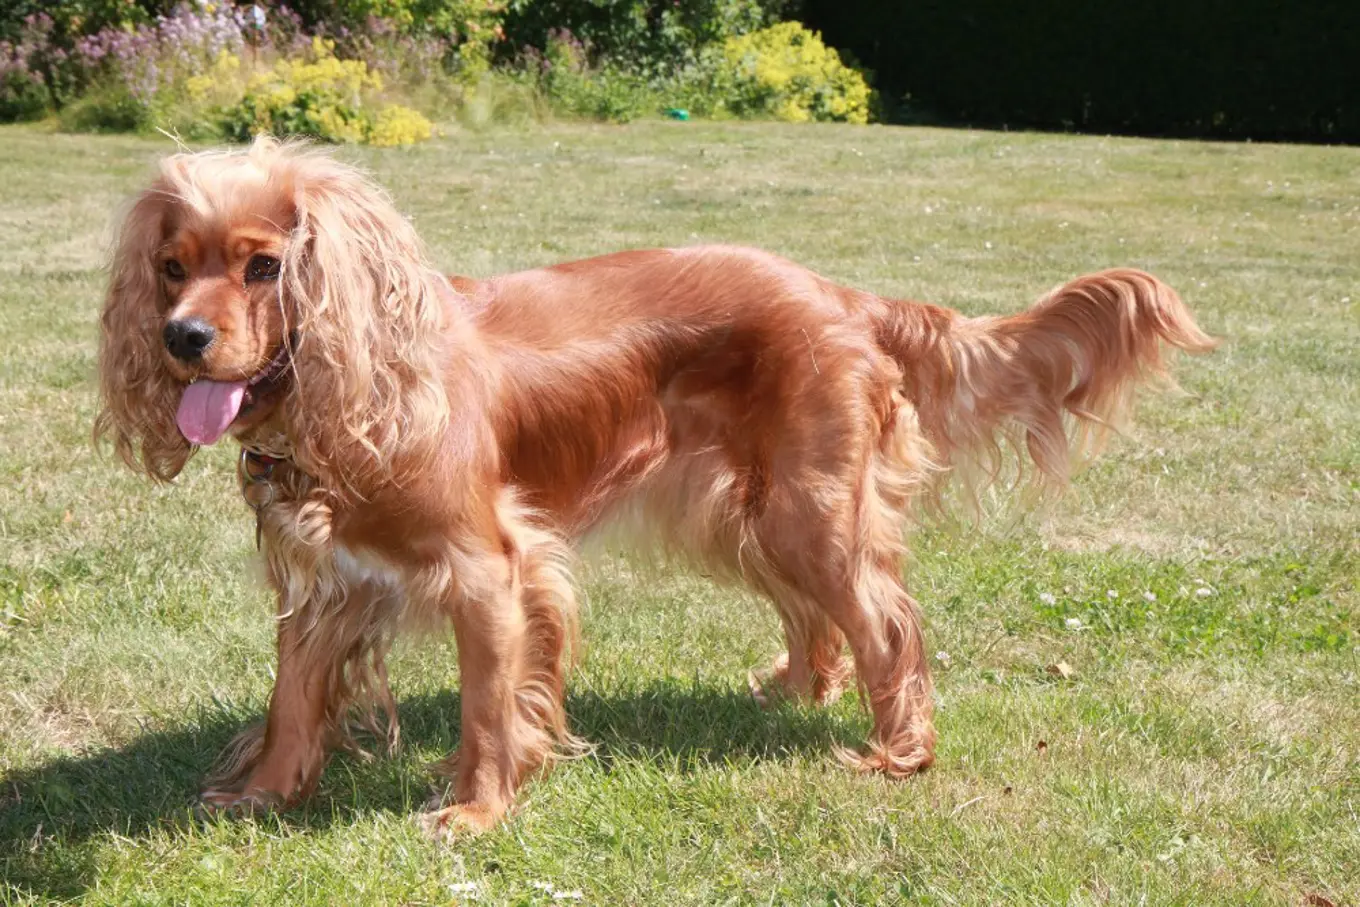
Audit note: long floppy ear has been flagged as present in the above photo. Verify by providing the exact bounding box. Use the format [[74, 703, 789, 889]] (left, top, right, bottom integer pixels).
[[279, 149, 451, 502], [94, 188, 194, 481]]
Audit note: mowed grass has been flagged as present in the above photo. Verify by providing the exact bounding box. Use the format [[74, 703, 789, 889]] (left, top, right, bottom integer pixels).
[[1, 121, 1356, 906]]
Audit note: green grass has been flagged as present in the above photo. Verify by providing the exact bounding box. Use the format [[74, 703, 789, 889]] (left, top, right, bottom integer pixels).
[[1, 121, 1357, 905]]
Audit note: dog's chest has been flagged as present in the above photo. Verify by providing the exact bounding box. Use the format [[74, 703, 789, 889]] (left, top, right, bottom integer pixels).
[[260, 494, 411, 611]]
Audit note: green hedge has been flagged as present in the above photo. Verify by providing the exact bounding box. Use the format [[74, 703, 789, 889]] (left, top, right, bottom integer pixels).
[[800, 0, 1359, 143], [499, 0, 787, 73]]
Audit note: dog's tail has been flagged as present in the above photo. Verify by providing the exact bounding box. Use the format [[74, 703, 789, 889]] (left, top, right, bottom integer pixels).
[[873, 269, 1217, 494]]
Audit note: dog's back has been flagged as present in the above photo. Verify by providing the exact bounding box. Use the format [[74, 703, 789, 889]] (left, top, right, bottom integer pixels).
[[462, 247, 904, 541]]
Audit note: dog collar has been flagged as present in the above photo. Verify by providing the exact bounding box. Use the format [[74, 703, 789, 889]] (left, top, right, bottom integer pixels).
[[241, 449, 280, 474]]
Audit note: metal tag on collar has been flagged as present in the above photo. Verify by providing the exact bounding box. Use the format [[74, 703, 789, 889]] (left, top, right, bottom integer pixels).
[[238, 448, 278, 551]]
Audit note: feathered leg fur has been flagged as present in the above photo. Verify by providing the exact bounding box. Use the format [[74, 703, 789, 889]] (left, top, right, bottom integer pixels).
[[421, 493, 584, 836]]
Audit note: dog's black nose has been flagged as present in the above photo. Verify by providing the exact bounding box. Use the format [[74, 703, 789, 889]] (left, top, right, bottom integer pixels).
[[163, 317, 216, 361]]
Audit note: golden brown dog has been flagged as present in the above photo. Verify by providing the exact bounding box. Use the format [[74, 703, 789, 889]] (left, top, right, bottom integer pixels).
[[95, 137, 1215, 834]]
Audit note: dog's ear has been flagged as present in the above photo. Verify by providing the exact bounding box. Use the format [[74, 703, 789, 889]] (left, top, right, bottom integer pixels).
[[94, 188, 194, 481], [280, 151, 451, 501]]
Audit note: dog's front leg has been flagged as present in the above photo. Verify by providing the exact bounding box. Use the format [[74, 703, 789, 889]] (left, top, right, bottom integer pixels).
[[421, 582, 533, 836], [200, 612, 340, 812], [421, 510, 576, 838]]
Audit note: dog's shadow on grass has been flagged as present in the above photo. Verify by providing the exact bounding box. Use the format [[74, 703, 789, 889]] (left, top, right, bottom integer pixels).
[[1, 680, 863, 900]]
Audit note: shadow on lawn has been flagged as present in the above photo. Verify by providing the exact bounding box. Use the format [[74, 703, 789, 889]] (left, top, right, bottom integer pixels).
[[1, 680, 862, 900]]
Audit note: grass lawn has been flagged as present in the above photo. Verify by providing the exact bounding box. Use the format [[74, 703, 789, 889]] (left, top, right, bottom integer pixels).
[[1, 121, 1356, 906]]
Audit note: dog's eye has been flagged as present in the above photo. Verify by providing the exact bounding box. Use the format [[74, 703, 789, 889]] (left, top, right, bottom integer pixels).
[[246, 255, 281, 282], [163, 259, 186, 281]]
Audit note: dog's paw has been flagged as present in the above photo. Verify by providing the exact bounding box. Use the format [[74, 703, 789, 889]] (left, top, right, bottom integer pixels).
[[418, 802, 501, 841], [750, 652, 849, 709], [196, 787, 286, 819], [835, 740, 935, 779], [747, 653, 793, 709], [746, 668, 778, 709]]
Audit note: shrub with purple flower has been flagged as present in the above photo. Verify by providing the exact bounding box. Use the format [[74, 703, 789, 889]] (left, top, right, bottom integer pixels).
[[0, 14, 73, 120], [69, 2, 250, 107], [0, 43, 49, 121]]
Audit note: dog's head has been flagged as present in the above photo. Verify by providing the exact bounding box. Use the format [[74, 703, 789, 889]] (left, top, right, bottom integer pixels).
[[95, 137, 450, 496]]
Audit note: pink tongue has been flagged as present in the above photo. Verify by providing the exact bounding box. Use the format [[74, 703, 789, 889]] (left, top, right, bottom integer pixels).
[[176, 380, 247, 446]]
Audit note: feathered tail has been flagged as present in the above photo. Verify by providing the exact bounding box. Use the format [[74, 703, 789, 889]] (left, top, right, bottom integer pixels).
[[874, 269, 1217, 492]]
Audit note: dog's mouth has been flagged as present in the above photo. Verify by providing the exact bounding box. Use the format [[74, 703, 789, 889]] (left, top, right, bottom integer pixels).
[[175, 338, 294, 446]]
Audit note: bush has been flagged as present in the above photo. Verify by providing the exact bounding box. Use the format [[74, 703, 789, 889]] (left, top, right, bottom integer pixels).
[[0, 4, 437, 145], [0, 1, 172, 43], [1, 0, 876, 134], [220, 37, 432, 145], [502, 0, 778, 75], [520, 20, 872, 125], [58, 83, 149, 131], [60, 2, 259, 127], [366, 100, 434, 144], [720, 21, 870, 123], [503, 0, 818, 125], [286, 0, 506, 78], [0, 13, 76, 120], [526, 28, 655, 122], [0, 56, 51, 122]]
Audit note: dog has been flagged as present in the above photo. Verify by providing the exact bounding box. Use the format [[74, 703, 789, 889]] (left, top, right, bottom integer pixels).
[[94, 137, 1215, 834]]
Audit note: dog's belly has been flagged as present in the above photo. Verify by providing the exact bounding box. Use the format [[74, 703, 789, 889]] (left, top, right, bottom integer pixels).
[[572, 441, 758, 581]]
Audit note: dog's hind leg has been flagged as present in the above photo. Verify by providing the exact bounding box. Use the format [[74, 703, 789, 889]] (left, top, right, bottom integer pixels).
[[834, 562, 936, 777], [749, 601, 851, 708], [748, 443, 936, 777], [758, 528, 936, 776]]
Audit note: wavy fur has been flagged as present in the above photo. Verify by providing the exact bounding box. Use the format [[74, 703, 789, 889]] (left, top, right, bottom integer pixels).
[[280, 143, 452, 501], [871, 270, 1218, 499], [95, 189, 193, 480]]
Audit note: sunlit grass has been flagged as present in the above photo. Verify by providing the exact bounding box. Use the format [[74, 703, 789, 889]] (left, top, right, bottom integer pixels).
[[1, 122, 1356, 906]]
